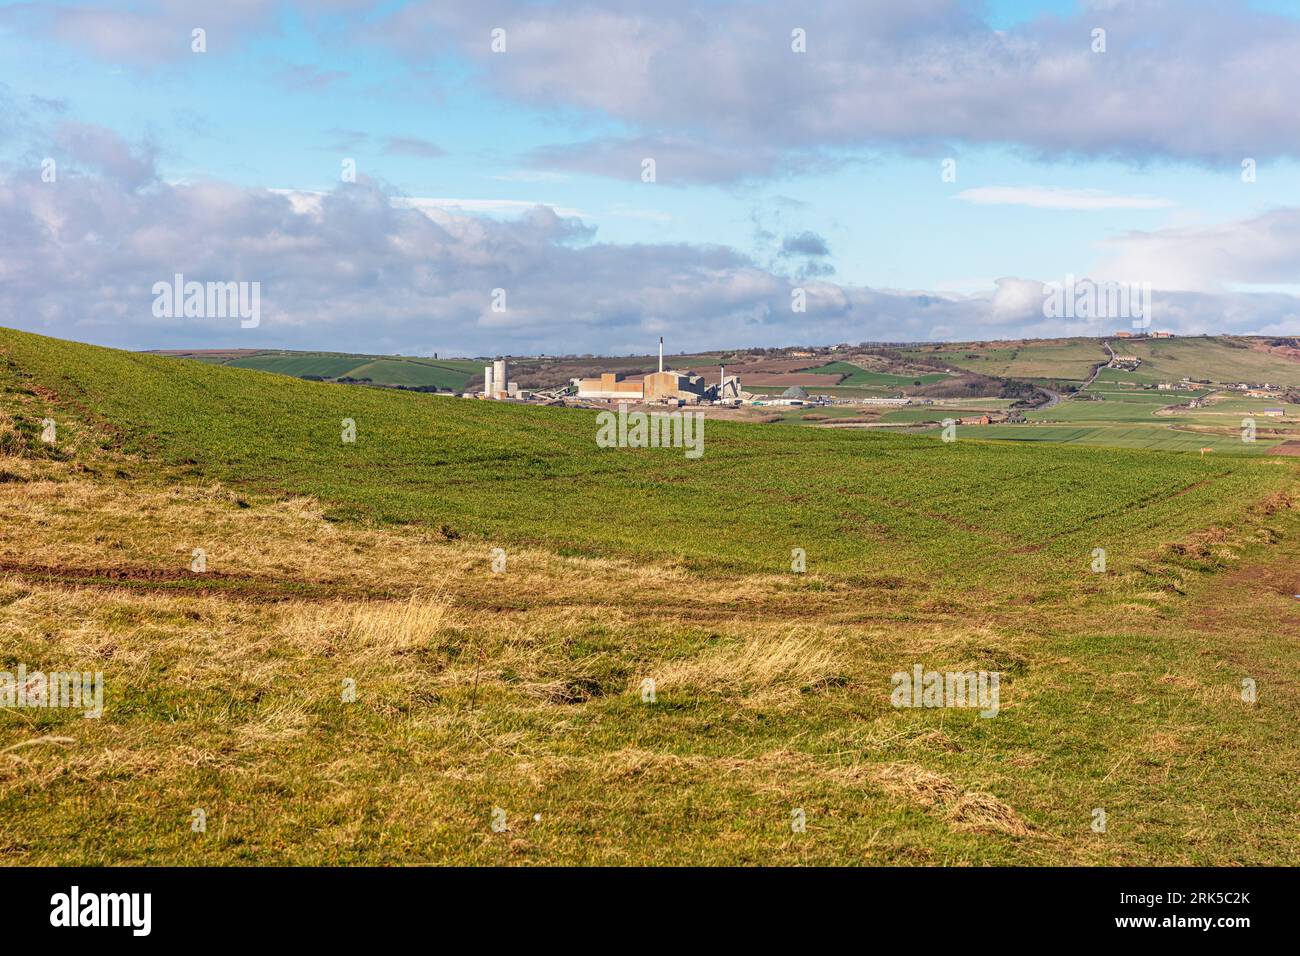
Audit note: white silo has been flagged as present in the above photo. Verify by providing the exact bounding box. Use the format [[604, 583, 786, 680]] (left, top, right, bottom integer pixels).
[[483, 365, 495, 398], [493, 359, 507, 398]]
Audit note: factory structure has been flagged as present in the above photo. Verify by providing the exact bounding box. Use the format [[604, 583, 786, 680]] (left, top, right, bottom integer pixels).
[[481, 358, 528, 400], [475, 338, 855, 410], [573, 337, 746, 406]]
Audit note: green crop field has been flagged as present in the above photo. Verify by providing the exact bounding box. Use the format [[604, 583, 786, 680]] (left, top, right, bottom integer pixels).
[[1029, 395, 1188, 423], [877, 405, 1007, 423], [219, 351, 481, 390], [1120, 337, 1300, 386], [907, 335, 1300, 388], [224, 353, 371, 378], [2, 326, 1292, 585], [959, 423, 1282, 453], [804, 362, 949, 387], [905, 338, 1107, 383], [2, 326, 1298, 868], [345, 358, 482, 388]]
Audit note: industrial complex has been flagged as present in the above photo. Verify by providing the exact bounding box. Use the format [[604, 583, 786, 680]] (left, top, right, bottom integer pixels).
[[479, 337, 754, 407], [574, 338, 719, 405]]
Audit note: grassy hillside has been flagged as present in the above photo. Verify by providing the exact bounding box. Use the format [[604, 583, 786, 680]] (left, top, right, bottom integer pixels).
[[1117, 337, 1300, 385], [906, 335, 1300, 387], [219, 351, 482, 390], [906, 338, 1108, 383], [1, 328, 1290, 589], [804, 362, 949, 387], [2, 327, 1297, 866]]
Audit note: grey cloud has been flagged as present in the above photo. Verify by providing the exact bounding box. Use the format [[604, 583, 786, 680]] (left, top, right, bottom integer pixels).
[[382, 136, 446, 158], [0, 0, 280, 64], [370, 0, 1300, 182], [528, 135, 797, 186], [51, 122, 157, 189], [780, 232, 830, 257], [14, 2, 1299, 182], [1, 164, 1296, 356], [0, 0, 382, 64]]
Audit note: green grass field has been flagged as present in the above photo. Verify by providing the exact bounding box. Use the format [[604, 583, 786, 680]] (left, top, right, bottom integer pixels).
[[220, 351, 482, 390], [906, 336, 1300, 388], [804, 362, 949, 387], [1119, 337, 1300, 386], [963, 424, 1281, 453], [2, 326, 1298, 866], [6, 327, 1289, 588], [905, 338, 1107, 383]]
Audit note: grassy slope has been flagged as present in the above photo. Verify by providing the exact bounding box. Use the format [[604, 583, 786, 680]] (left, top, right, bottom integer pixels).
[[1, 327, 1290, 590], [223, 351, 480, 389], [2, 327, 1298, 865], [224, 354, 372, 378], [913, 336, 1300, 387], [909, 338, 1108, 382], [804, 362, 948, 387], [344, 358, 479, 388], [1123, 337, 1300, 385]]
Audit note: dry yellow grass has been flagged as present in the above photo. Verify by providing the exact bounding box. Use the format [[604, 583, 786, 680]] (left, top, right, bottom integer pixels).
[[645, 630, 846, 697], [0, 445, 1297, 865]]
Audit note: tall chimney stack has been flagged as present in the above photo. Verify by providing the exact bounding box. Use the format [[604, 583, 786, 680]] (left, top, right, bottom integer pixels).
[[659, 336, 664, 373]]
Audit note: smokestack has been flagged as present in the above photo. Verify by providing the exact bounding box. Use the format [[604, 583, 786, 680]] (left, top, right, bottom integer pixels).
[[659, 336, 664, 373], [483, 365, 494, 398], [494, 359, 507, 398]]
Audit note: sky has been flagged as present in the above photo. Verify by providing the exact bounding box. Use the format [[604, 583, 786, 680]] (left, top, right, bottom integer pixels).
[[2, 0, 1300, 356]]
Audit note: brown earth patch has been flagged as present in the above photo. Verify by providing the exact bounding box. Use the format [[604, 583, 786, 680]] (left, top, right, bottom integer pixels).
[[0, 559, 387, 602]]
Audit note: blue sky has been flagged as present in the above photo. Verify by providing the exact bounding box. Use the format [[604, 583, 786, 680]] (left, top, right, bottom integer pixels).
[[2, 1, 1300, 355]]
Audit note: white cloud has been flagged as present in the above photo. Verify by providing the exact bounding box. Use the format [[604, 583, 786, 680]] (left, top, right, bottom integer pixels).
[[394, 196, 587, 219], [1096, 208, 1300, 291], [269, 189, 587, 221], [2, 154, 1296, 354], [368, 0, 1300, 183]]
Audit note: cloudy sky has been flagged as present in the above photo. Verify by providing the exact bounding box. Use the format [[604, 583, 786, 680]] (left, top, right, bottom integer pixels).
[[2, 0, 1299, 356]]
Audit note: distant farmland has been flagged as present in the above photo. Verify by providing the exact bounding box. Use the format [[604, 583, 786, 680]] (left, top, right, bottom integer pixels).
[[906, 336, 1300, 387], [156, 349, 484, 390]]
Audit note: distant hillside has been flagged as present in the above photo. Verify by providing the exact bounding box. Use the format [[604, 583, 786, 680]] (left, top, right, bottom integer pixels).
[[150, 348, 482, 391], [900, 336, 1300, 386]]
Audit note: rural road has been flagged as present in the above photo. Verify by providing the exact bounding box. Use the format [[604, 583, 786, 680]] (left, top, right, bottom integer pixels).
[[1043, 341, 1112, 410], [1077, 341, 1113, 392], [1037, 387, 1063, 409]]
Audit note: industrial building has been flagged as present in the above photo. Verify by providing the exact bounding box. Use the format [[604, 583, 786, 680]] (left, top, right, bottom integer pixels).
[[575, 372, 645, 402], [575, 338, 713, 404], [481, 358, 523, 400]]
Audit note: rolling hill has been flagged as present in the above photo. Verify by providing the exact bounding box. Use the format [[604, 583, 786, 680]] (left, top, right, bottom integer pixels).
[[903, 335, 1300, 387], [156, 348, 484, 391], [3, 327, 1290, 588], [2, 326, 1297, 866]]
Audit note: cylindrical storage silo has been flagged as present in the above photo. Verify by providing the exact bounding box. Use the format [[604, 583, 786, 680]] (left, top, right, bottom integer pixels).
[[493, 360, 507, 397], [484, 365, 495, 397]]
